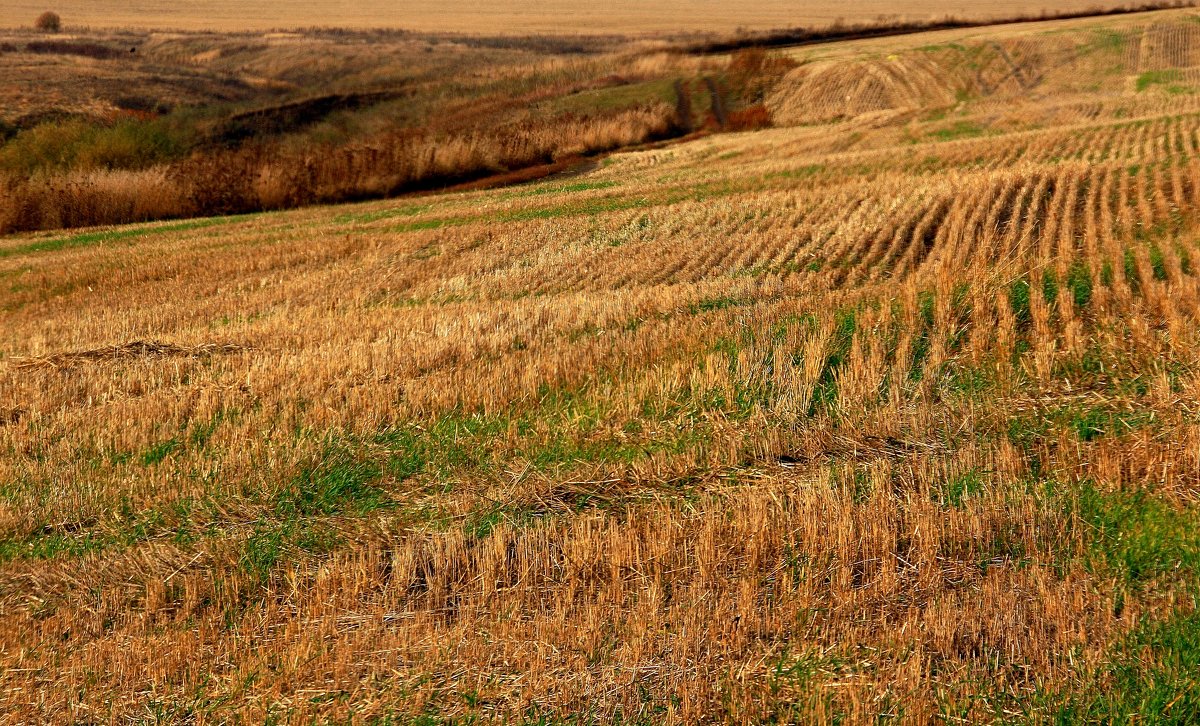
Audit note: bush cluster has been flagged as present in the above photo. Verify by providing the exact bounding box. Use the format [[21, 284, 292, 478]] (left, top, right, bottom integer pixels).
[[34, 11, 60, 33]]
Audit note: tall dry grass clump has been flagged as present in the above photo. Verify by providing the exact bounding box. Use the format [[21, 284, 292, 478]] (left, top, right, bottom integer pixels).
[[0, 169, 187, 232]]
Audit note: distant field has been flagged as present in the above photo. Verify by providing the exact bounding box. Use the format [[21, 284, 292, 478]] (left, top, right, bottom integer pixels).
[[0, 0, 1176, 33]]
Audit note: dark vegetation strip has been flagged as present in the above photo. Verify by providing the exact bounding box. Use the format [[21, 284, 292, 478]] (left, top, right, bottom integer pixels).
[[297, 27, 624, 55], [22, 40, 131, 60], [212, 91, 413, 145], [686, 1, 1197, 54]]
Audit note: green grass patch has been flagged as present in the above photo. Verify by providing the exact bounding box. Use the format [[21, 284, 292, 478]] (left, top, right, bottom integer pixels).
[[935, 469, 987, 508], [908, 290, 936, 382], [1123, 248, 1141, 292], [0, 496, 192, 563], [0, 217, 234, 260], [373, 413, 508, 482], [390, 217, 471, 233], [926, 120, 987, 143], [1136, 69, 1184, 93], [939, 362, 996, 399], [1076, 485, 1200, 589], [515, 180, 620, 197], [1084, 28, 1127, 55], [1042, 269, 1060, 305], [1040, 485, 1200, 719], [921, 108, 949, 123], [501, 196, 650, 222], [1008, 277, 1032, 329], [1176, 242, 1194, 276], [384, 194, 664, 234], [239, 447, 393, 581], [336, 203, 431, 224], [276, 449, 390, 518], [10, 378, 714, 571], [808, 307, 858, 416], [1050, 608, 1200, 723], [1080, 484, 1200, 585], [916, 42, 966, 53], [1007, 403, 1155, 452], [0, 530, 108, 561], [522, 429, 690, 470], [240, 518, 341, 583], [1101, 259, 1115, 287], [384, 393, 670, 477], [140, 438, 181, 466], [1150, 242, 1169, 281], [687, 296, 751, 314], [1070, 405, 1154, 441], [461, 502, 567, 541], [1067, 261, 1093, 308]]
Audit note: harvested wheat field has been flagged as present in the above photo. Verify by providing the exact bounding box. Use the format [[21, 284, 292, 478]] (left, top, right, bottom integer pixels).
[[0, 0, 1172, 34], [5, 6, 1200, 724]]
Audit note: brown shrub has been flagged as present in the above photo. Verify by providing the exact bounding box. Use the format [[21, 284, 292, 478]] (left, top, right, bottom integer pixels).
[[34, 11, 60, 33], [726, 104, 773, 131], [728, 48, 797, 78], [726, 49, 799, 106]]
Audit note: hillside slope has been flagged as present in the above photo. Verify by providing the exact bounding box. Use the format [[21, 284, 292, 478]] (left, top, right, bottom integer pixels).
[[3, 9, 1200, 723]]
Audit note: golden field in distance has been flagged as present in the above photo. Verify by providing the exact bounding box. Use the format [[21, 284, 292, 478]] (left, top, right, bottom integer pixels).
[[4, 6, 1200, 724], [0, 0, 1180, 33]]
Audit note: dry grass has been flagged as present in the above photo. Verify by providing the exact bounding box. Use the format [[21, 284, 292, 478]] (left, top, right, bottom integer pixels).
[[3, 7, 1200, 724]]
